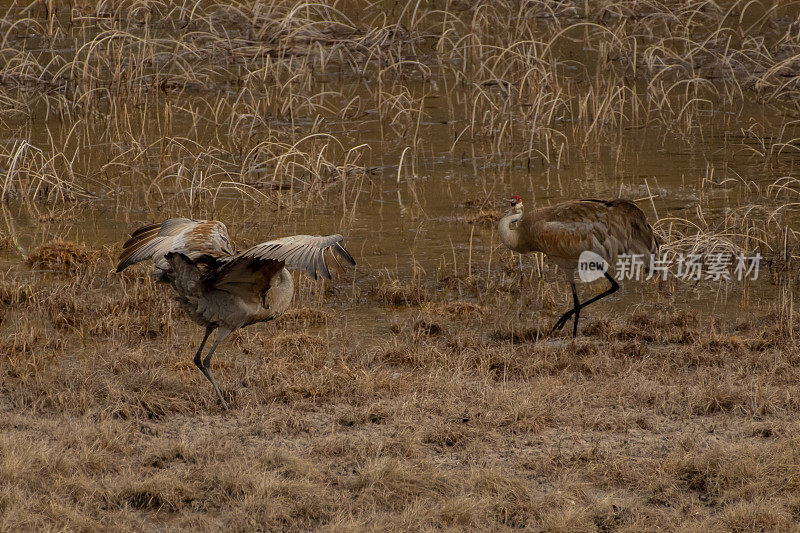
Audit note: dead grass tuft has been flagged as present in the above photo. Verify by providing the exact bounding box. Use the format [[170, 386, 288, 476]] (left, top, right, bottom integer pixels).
[[275, 307, 331, 328], [27, 241, 101, 272], [0, 278, 34, 305], [489, 325, 544, 343], [422, 421, 478, 450], [376, 274, 429, 307], [422, 301, 485, 320], [117, 476, 195, 512]]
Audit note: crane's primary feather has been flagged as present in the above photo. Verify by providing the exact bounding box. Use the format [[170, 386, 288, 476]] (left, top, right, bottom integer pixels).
[[206, 234, 356, 287], [221, 234, 356, 281]]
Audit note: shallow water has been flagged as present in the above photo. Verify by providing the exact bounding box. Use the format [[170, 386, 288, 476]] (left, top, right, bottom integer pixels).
[[1, 1, 798, 341]]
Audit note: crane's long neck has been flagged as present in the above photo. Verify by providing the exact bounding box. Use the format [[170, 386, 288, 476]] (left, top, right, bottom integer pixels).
[[263, 267, 294, 320], [499, 211, 525, 252]]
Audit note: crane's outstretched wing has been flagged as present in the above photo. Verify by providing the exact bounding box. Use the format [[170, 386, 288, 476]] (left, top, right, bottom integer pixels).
[[206, 234, 356, 290], [116, 218, 234, 275]]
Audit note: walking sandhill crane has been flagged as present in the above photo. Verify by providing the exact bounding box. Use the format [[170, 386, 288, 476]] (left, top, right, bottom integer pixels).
[[116, 218, 356, 409], [498, 195, 658, 338]]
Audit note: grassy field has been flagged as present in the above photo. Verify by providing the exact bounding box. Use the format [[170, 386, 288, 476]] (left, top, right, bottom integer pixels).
[[3, 246, 800, 530], [2, 0, 800, 530]]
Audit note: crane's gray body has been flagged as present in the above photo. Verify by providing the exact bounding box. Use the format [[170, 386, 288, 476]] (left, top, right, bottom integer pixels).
[[117, 218, 355, 409], [166, 251, 294, 332], [498, 197, 657, 338]]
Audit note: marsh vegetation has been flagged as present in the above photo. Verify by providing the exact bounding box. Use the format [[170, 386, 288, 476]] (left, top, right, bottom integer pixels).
[[2, 0, 800, 529]]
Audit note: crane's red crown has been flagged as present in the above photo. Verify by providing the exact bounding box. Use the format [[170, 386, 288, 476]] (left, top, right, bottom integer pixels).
[[510, 195, 523, 206]]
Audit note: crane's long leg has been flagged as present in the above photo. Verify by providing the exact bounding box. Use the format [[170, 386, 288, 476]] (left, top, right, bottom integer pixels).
[[570, 281, 581, 338], [552, 273, 620, 338], [577, 272, 619, 309], [193, 326, 215, 370], [193, 326, 231, 410], [551, 281, 580, 335]]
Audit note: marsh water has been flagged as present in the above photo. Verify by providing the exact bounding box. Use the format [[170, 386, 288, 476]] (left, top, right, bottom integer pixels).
[[2, 1, 799, 341]]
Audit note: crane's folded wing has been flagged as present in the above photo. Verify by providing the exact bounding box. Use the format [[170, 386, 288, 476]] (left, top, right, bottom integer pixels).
[[530, 216, 651, 264]]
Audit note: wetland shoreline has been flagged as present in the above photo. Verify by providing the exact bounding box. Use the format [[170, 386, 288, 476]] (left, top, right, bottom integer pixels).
[[2, 0, 800, 529]]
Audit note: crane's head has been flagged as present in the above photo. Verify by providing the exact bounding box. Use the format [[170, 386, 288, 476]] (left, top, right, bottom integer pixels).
[[509, 195, 523, 213]]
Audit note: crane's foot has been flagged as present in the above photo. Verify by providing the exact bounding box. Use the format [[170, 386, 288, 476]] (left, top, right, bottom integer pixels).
[[194, 353, 229, 411], [213, 387, 229, 411], [551, 309, 574, 333], [205, 371, 229, 411]]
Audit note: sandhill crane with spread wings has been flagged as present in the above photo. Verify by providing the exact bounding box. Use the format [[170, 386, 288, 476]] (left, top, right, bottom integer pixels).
[[499, 196, 658, 338], [117, 218, 356, 409]]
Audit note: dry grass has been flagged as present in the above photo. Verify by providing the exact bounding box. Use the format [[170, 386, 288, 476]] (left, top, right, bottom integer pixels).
[[2, 0, 800, 530], [1, 247, 799, 529], [26, 240, 102, 272]]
